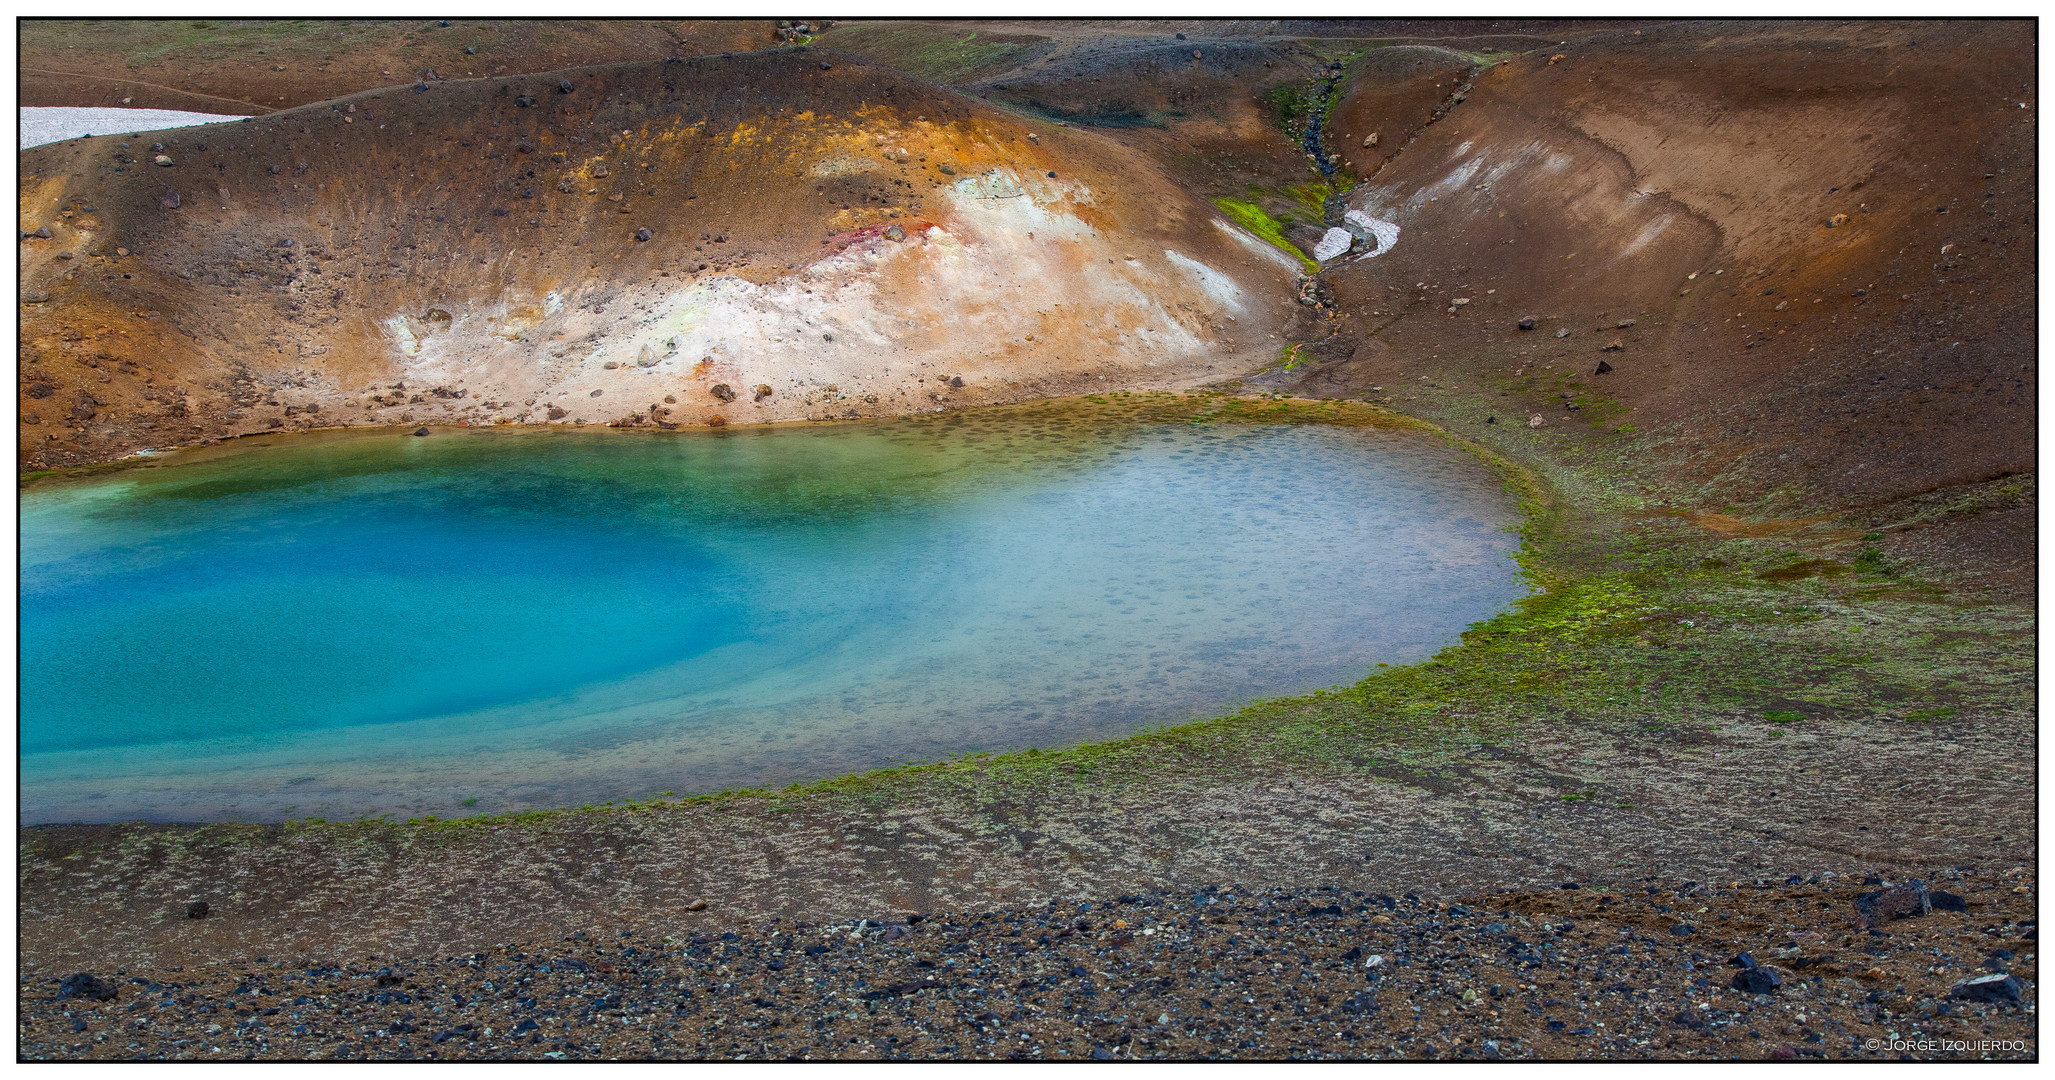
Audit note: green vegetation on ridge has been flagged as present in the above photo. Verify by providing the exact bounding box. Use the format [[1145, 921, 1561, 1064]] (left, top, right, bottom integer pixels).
[[811, 23, 1052, 84], [1213, 197, 1319, 272]]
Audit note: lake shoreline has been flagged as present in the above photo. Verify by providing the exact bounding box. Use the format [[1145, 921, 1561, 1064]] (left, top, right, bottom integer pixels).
[[21, 390, 1431, 487], [22, 393, 1526, 826], [20, 388, 2035, 1061]]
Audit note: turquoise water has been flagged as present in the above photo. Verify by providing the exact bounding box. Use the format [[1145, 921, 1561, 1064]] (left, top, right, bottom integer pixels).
[[21, 410, 1527, 823]]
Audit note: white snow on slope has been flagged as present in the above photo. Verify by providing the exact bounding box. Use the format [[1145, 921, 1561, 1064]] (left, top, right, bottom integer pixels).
[[21, 107, 250, 151], [1343, 210, 1402, 260]]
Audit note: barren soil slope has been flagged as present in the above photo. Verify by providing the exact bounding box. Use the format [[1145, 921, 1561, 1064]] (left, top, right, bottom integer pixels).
[[19, 49, 1308, 467], [1278, 20, 2035, 520], [19, 19, 778, 114]]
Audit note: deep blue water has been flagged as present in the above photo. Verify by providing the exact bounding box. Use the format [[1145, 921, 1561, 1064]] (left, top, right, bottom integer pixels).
[[20, 411, 1527, 822]]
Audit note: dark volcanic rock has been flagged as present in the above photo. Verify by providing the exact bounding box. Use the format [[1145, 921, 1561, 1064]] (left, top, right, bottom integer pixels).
[[57, 973, 116, 1002], [1952, 973, 2022, 1003], [1855, 881, 1930, 926], [1730, 967, 1782, 994], [186, 901, 209, 919], [1518, 316, 1538, 330]]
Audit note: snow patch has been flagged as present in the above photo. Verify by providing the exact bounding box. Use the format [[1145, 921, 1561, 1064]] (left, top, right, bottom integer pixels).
[[20, 106, 248, 151], [1312, 228, 1355, 262], [1343, 211, 1402, 260]]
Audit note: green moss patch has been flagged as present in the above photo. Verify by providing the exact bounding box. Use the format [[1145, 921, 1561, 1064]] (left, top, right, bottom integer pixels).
[[1212, 197, 1319, 272], [813, 23, 1052, 84]]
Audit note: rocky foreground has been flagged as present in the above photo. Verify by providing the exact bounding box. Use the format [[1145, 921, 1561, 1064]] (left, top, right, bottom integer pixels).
[[21, 868, 2034, 1061]]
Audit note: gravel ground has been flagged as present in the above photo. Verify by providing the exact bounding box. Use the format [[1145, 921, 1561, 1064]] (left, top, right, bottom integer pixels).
[[18, 106, 247, 150], [20, 868, 2034, 1061]]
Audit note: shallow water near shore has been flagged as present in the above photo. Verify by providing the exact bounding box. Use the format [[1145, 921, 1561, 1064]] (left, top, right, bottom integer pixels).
[[21, 407, 1527, 823]]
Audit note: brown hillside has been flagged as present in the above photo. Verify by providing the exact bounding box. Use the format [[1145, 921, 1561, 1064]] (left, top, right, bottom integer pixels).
[[1267, 19, 2035, 519], [17, 18, 2037, 531], [19, 18, 779, 114], [18, 49, 1310, 466]]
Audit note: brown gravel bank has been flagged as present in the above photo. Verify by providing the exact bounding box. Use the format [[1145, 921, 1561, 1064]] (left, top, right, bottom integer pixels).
[[19, 869, 2034, 1061]]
